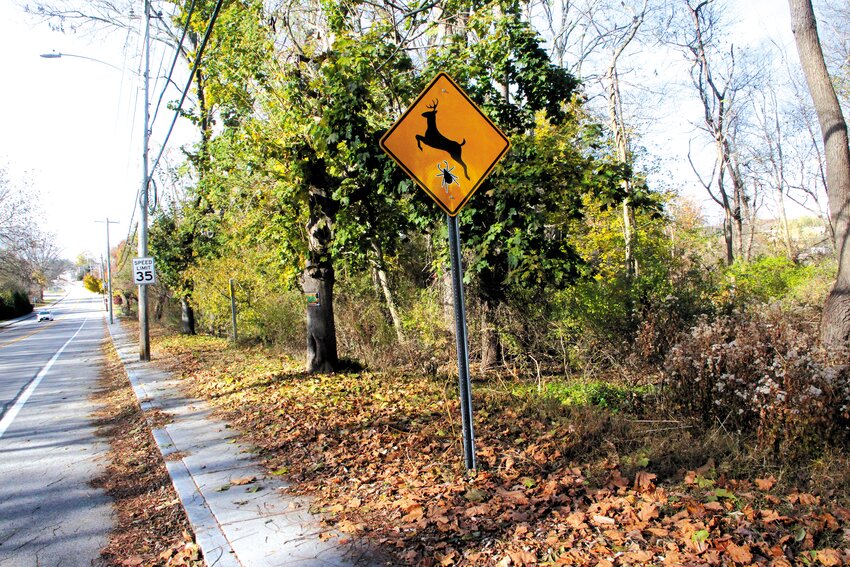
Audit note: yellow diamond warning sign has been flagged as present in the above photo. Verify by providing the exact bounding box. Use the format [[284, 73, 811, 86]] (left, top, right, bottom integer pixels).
[[380, 73, 510, 216]]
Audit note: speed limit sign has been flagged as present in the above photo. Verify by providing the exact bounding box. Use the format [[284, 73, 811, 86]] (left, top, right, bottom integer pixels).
[[132, 257, 157, 285]]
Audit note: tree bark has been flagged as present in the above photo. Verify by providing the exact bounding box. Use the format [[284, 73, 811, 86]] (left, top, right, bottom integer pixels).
[[777, 185, 795, 260], [790, 0, 850, 345], [479, 268, 502, 371], [304, 176, 339, 373], [180, 297, 195, 335], [479, 298, 500, 371]]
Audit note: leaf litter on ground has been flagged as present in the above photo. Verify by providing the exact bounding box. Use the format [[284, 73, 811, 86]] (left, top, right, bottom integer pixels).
[[152, 334, 850, 565]]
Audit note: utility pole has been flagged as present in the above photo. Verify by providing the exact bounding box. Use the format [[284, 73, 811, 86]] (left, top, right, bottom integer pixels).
[[96, 219, 119, 324], [100, 255, 106, 311], [138, 0, 151, 361]]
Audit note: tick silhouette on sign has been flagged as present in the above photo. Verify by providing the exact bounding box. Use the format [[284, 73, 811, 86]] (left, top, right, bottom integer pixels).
[[436, 160, 460, 198], [416, 99, 470, 180]]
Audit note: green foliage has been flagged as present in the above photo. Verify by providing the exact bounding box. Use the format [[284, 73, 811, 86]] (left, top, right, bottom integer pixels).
[[724, 256, 812, 304]]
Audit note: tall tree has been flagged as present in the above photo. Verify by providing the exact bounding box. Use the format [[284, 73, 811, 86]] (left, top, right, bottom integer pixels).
[[678, 0, 752, 266], [426, 1, 634, 369], [602, 0, 648, 277], [789, 0, 850, 345]]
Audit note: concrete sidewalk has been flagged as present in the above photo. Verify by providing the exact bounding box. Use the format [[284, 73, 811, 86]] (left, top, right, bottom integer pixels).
[[107, 321, 384, 567]]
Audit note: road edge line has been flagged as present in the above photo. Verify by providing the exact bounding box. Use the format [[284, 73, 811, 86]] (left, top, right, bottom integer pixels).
[[0, 317, 88, 440]]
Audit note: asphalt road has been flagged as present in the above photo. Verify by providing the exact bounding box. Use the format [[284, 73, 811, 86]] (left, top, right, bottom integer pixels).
[[0, 285, 114, 566]]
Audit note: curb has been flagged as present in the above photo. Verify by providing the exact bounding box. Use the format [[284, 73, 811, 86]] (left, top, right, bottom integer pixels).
[[106, 321, 240, 567], [103, 320, 379, 566]]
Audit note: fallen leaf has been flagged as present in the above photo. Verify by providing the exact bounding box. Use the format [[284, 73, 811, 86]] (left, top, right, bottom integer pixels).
[[402, 504, 424, 523], [508, 549, 536, 565], [464, 488, 488, 502], [755, 476, 776, 491], [634, 471, 657, 491], [465, 504, 490, 517], [592, 514, 616, 526], [723, 542, 752, 564], [815, 549, 842, 566], [497, 488, 530, 506], [231, 476, 256, 486], [625, 550, 653, 562]]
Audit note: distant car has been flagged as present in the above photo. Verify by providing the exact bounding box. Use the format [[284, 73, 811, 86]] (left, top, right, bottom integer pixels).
[[36, 310, 54, 322]]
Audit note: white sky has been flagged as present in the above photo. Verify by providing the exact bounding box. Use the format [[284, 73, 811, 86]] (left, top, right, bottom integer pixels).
[[0, 0, 192, 260], [0, 0, 804, 261]]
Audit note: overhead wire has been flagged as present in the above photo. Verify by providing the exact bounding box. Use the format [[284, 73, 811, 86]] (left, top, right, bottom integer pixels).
[[148, 39, 170, 117], [121, 12, 147, 257], [150, 0, 197, 130], [147, 0, 225, 189], [115, 0, 222, 262]]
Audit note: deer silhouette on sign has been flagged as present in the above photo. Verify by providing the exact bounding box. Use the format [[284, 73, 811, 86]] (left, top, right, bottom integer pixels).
[[416, 99, 470, 180]]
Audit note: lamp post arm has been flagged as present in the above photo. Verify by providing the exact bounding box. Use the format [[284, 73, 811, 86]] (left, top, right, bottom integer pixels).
[[40, 52, 124, 72]]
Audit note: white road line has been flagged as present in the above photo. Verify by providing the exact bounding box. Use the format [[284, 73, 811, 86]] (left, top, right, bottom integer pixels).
[[0, 317, 88, 440]]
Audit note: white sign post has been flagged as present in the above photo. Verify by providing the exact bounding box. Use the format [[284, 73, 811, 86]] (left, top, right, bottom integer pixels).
[[132, 257, 157, 285]]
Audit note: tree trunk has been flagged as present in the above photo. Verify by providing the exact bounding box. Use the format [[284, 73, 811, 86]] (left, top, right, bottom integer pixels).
[[154, 295, 164, 321], [180, 297, 195, 335], [605, 2, 646, 278], [304, 178, 339, 373], [723, 208, 735, 267], [790, 0, 850, 345], [478, 268, 502, 371], [369, 239, 404, 342], [304, 262, 337, 373], [479, 298, 500, 371], [777, 185, 795, 260]]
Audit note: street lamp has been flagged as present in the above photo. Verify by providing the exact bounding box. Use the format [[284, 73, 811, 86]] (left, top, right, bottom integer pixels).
[[40, 15, 154, 360], [39, 51, 125, 72]]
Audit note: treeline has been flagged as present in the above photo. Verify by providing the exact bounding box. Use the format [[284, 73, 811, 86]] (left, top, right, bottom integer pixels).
[[89, 0, 835, 377], [136, 0, 664, 372], [31, 0, 838, 394], [0, 166, 66, 318]]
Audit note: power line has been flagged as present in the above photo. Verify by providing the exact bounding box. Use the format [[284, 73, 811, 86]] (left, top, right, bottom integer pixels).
[[148, 0, 225, 189], [150, 0, 197, 129]]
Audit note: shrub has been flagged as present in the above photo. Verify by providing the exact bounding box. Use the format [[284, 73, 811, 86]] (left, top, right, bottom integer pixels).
[[83, 273, 104, 294], [663, 308, 850, 458], [0, 287, 33, 320], [722, 256, 831, 308]]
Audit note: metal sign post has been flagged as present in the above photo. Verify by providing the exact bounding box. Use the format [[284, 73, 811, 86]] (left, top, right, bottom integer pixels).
[[447, 214, 476, 470], [380, 72, 510, 471]]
